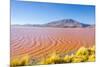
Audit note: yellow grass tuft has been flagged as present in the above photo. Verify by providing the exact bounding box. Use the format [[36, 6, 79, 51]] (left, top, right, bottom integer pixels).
[[63, 55, 72, 63], [39, 45, 95, 64], [10, 55, 30, 67], [75, 47, 89, 56], [88, 54, 95, 62], [10, 46, 95, 66], [39, 52, 64, 64]]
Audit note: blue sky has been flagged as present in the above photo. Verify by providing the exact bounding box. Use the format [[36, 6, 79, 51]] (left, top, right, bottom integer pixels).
[[11, 0, 95, 25]]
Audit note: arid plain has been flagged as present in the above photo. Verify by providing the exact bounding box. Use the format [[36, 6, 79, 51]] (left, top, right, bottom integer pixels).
[[11, 26, 95, 61]]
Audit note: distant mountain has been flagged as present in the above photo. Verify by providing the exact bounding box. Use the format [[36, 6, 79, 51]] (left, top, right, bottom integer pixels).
[[12, 19, 95, 28], [43, 19, 92, 28]]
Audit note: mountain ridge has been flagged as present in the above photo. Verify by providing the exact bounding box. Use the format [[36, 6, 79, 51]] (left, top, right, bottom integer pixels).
[[12, 19, 95, 28]]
